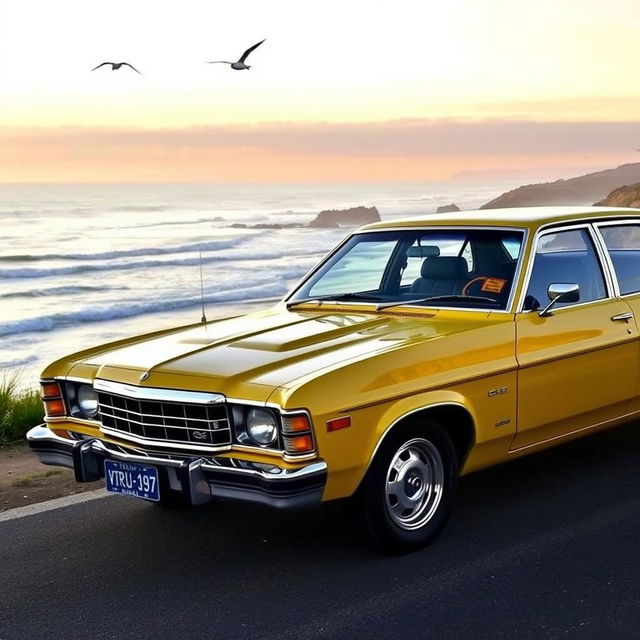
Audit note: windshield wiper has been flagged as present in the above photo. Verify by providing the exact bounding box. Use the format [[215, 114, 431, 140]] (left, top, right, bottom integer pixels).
[[286, 292, 382, 309], [376, 295, 500, 311]]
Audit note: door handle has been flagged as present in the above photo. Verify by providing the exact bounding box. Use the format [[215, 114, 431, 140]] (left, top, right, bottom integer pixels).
[[611, 312, 634, 322]]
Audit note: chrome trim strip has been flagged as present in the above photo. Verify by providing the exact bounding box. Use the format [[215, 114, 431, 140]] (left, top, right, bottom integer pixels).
[[589, 223, 617, 298], [508, 408, 640, 454], [592, 217, 640, 228], [100, 425, 232, 452], [93, 379, 225, 405], [46, 416, 100, 427], [54, 375, 94, 384]]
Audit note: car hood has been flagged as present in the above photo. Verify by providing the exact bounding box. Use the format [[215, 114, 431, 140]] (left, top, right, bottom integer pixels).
[[64, 304, 489, 402]]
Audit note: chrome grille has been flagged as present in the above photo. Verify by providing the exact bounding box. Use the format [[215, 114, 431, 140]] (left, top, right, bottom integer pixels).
[[97, 390, 231, 448]]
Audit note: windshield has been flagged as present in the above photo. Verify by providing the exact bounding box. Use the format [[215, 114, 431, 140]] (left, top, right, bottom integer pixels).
[[289, 228, 525, 310]]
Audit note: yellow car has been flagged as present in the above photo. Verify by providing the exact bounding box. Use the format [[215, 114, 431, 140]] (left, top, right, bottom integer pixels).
[[27, 206, 640, 552]]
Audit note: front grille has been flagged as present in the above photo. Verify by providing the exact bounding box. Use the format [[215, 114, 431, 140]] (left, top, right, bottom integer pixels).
[[97, 390, 232, 448]]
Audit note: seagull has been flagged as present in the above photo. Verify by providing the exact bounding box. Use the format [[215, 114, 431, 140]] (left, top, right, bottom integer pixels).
[[206, 39, 266, 70], [91, 61, 142, 75]]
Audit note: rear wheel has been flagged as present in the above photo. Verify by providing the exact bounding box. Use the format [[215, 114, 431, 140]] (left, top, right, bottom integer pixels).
[[358, 422, 458, 553]]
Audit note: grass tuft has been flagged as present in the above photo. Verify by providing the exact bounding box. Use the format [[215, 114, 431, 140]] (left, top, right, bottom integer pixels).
[[10, 469, 64, 487], [0, 371, 44, 446]]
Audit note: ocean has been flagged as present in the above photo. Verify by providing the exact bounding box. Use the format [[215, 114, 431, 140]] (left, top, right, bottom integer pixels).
[[0, 181, 514, 387]]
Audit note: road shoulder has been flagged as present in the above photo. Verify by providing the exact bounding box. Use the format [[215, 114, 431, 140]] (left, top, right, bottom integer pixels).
[[0, 443, 104, 512]]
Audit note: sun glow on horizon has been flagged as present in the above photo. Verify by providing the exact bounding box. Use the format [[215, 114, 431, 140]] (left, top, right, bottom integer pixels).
[[2, 0, 640, 181]]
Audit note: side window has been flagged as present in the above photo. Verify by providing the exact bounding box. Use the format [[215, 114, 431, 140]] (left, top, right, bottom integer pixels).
[[599, 224, 640, 295], [524, 228, 607, 310]]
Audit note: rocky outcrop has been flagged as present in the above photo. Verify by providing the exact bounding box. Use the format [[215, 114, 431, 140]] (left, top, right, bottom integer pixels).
[[595, 183, 640, 208], [481, 163, 640, 209], [436, 203, 460, 213], [309, 206, 380, 228]]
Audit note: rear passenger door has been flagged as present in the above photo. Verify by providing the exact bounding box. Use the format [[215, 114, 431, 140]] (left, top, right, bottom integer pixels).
[[596, 220, 640, 413], [513, 224, 638, 449]]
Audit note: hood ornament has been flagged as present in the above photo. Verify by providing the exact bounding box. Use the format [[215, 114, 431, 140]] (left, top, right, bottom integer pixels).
[[140, 371, 150, 382]]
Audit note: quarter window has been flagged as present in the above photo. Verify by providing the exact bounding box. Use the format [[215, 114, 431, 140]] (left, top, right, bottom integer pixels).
[[524, 228, 607, 310], [599, 224, 640, 295]]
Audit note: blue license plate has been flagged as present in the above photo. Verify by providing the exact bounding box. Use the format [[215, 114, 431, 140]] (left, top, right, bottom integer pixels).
[[104, 460, 160, 502]]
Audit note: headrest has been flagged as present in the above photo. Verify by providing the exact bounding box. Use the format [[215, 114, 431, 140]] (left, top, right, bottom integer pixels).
[[421, 256, 469, 280]]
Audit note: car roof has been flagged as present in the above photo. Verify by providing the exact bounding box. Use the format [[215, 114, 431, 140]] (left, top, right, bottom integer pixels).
[[361, 206, 640, 232]]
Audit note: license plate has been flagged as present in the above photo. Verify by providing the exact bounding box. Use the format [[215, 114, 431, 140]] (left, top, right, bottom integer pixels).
[[104, 460, 160, 502]]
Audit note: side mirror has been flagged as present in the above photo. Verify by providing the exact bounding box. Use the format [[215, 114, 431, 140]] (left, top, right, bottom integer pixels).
[[539, 283, 580, 317]]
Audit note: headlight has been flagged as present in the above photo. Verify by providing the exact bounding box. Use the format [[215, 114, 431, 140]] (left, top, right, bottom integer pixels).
[[246, 408, 278, 446], [77, 384, 99, 419]]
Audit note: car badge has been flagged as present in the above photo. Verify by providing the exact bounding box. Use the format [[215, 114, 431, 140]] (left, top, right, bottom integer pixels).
[[140, 371, 150, 382], [192, 431, 209, 441]]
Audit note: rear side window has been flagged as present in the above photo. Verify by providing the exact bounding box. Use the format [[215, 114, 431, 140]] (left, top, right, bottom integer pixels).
[[599, 224, 640, 295], [524, 228, 607, 310]]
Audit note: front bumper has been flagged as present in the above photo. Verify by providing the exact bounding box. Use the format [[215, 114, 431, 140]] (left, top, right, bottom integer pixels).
[[27, 425, 327, 509]]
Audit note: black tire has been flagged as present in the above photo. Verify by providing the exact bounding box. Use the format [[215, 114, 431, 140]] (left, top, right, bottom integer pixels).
[[357, 421, 458, 554]]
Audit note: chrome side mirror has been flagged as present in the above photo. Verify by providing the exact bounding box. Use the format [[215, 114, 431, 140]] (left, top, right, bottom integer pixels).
[[539, 283, 580, 317]]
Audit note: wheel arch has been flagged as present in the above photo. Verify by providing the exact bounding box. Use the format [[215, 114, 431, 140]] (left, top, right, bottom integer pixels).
[[362, 402, 476, 484]]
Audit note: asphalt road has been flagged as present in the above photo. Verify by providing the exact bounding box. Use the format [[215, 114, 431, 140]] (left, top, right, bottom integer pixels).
[[1, 423, 639, 640]]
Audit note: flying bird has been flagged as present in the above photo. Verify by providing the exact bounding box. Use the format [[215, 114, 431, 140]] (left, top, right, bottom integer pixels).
[[91, 61, 142, 75], [206, 39, 266, 70]]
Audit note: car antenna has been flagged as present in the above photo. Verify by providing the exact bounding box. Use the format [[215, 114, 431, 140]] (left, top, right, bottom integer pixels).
[[199, 244, 207, 324], [197, 215, 207, 324]]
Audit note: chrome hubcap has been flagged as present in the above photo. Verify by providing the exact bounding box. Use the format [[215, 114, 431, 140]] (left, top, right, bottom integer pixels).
[[385, 438, 444, 530]]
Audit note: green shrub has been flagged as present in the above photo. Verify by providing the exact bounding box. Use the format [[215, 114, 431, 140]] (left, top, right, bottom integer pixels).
[[0, 373, 44, 446]]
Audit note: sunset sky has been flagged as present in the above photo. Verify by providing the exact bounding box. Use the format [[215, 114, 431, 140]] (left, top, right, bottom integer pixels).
[[2, 0, 640, 182]]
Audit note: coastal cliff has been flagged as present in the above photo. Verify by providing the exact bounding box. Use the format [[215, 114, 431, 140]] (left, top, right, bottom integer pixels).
[[481, 163, 640, 209], [595, 183, 640, 208]]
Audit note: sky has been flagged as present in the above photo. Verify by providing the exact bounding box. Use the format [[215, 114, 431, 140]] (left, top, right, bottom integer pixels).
[[2, 0, 640, 182]]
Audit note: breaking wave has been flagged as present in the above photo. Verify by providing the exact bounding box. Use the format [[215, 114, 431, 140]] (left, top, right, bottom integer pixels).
[[0, 283, 287, 338], [0, 248, 322, 279], [0, 284, 128, 299], [0, 238, 246, 263]]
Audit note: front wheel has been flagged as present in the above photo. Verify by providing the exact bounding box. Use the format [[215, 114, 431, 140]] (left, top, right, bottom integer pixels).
[[358, 423, 458, 553]]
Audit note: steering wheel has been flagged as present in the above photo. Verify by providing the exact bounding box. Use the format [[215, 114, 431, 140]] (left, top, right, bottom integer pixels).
[[461, 276, 490, 297]]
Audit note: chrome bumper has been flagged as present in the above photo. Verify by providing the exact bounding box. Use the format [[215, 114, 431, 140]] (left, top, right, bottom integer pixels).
[[27, 425, 327, 509]]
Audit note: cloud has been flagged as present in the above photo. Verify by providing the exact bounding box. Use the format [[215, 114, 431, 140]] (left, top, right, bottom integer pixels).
[[3, 118, 640, 158]]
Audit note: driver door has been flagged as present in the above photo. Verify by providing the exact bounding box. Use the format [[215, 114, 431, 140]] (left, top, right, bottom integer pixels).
[[513, 225, 638, 449]]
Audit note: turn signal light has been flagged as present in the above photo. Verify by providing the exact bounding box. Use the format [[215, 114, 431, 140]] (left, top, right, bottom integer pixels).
[[44, 398, 66, 417], [40, 381, 61, 399], [40, 380, 65, 417], [281, 411, 315, 456], [284, 434, 314, 454], [282, 413, 311, 434]]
